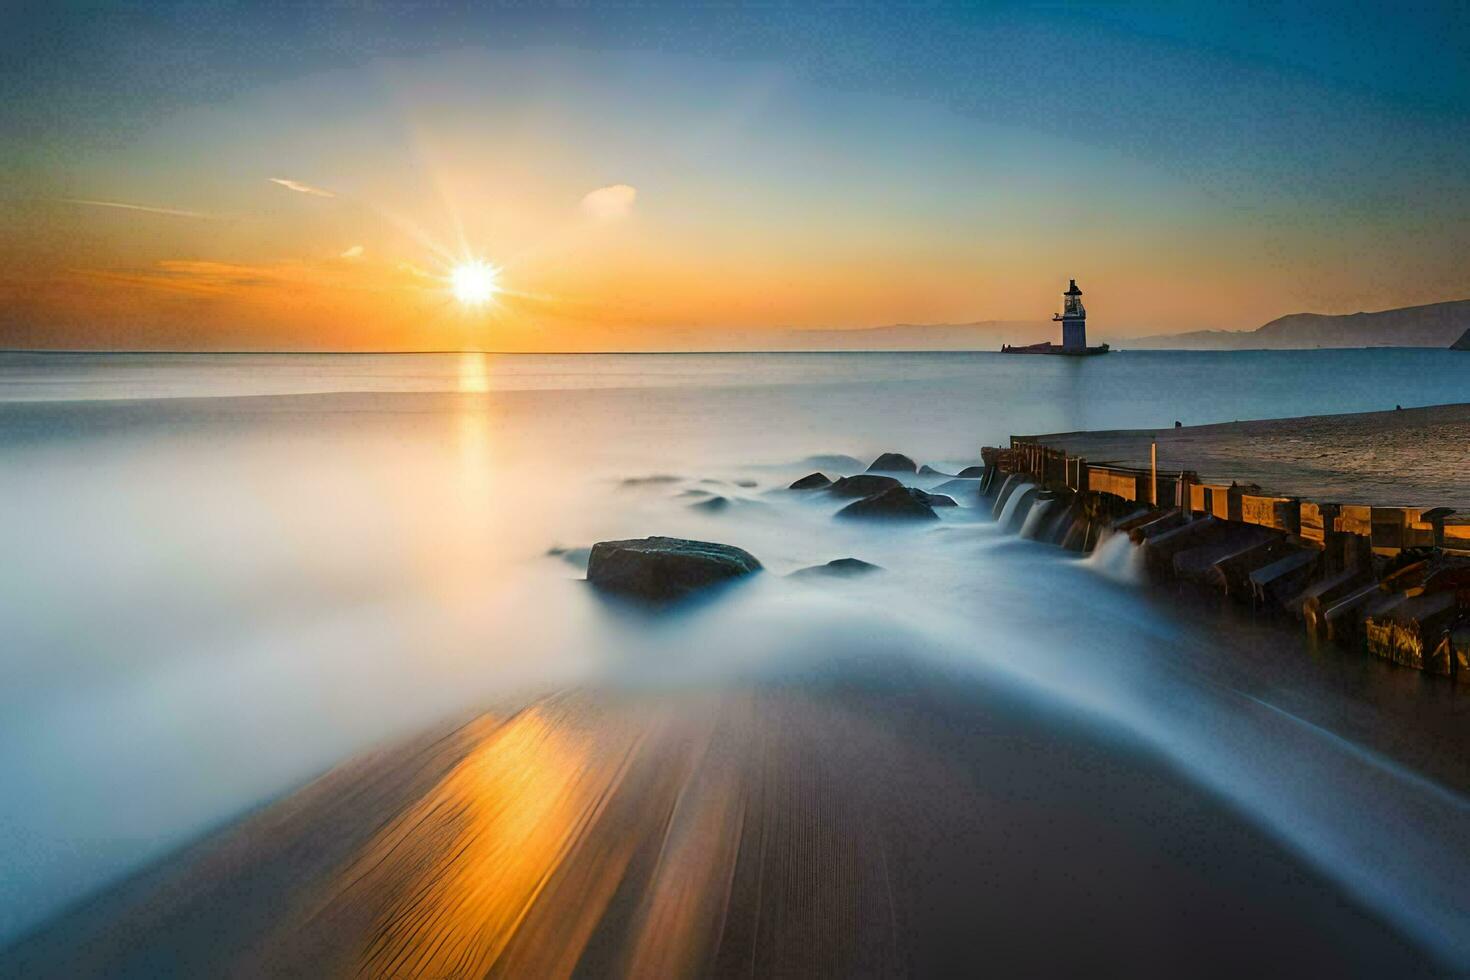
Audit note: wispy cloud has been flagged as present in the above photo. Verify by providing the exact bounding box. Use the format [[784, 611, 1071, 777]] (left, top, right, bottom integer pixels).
[[61, 198, 224, 220], [340, 244, 365, 259], [74, 258, 398, 297], [269, 177, 335, 198], [580, 183, 637, 220]]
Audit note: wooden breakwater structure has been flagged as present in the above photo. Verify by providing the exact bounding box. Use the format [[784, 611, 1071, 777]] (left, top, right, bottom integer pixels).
[[979, 439, 1470, 680]]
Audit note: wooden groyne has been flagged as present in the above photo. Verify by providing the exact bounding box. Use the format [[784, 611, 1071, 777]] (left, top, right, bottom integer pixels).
[[979, 430, 1470, 681]]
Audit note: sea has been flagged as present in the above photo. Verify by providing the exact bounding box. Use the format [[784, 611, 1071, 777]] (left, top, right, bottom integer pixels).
[[3, 348, 1470, 968]]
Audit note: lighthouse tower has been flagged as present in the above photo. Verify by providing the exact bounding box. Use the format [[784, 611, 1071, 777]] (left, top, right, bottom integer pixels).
[[1053, 279, 1086, 351]]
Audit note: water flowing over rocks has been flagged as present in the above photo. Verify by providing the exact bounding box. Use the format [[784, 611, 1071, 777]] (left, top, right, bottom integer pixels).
[[587, 537, 762, 603]]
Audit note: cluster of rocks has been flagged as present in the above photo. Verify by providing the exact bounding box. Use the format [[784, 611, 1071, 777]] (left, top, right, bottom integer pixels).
[[582, 450, 970, 606], [787, 452, 965, 521]]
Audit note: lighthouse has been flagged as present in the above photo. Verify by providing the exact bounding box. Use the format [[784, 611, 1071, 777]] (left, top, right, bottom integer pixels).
[[1000, 277, 1108, 354], [1054, 279, 1086, 351]]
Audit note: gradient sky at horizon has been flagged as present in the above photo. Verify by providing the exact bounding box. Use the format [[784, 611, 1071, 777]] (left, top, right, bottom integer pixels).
[[2, 1, 1468, 350]]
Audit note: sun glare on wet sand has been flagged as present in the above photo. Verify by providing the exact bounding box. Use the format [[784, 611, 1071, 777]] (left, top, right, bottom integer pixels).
[[450, 261, 499, 306]]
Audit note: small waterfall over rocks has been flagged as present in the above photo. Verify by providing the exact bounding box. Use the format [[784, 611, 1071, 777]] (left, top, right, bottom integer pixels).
[[1019, 495, 1056, 540], [1084, 530, 1144, 584], [997, 485, 1039, 534]]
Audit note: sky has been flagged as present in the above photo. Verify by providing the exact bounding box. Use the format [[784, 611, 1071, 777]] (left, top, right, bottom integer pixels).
[[2, 1, 1469, 351]]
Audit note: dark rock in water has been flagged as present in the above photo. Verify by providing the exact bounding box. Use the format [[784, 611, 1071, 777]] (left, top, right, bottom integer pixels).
[[957, 465, 986, 478], [679, 488, 715, 498], [827, 474, 902, 498], [867, 452, 918, 473], [789, 472, 832, 490], [587, 537, 761, 603], [918, 491, 957, 507], [734, 479, 758, 488], [789, 557, 882, 578], [691, 495, 730, 513], [933, 478, 979, 498], [836, 486, 939, 521], [918, 464, 956, 477]]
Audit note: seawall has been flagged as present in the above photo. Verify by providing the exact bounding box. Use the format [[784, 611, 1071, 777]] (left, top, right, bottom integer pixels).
[[979, 414, 1470, 680]]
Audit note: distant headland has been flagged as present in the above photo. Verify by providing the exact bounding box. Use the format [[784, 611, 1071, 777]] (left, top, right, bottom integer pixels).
[[1129, 298, 1470, 351]]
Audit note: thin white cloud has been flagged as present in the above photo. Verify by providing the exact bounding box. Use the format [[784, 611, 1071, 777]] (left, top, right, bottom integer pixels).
[[269, 177, 335, 198], [581, 183, 637, 220], [340, 244, 365, 259], [61, 198, 223, 220]]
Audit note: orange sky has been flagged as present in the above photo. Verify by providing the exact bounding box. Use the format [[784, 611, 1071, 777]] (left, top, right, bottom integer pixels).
[[3, 35, 1467, 351]]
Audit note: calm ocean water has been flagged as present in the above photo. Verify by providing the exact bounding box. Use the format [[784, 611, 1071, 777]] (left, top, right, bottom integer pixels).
[[4, 349, 1468, 449], [2, 348, 1469, 960]]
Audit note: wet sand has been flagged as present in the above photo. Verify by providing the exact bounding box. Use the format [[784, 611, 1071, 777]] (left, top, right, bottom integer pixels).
[[2, 656, 1435, 977], [1032, 402, 1470, 512]]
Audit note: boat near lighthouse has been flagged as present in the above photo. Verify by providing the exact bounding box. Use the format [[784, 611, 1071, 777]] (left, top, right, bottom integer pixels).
[[1002, 278, 1111, 355]]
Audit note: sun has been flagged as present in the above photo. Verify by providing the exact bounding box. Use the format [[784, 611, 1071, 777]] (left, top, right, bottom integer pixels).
[[449, 260, 499, 306]]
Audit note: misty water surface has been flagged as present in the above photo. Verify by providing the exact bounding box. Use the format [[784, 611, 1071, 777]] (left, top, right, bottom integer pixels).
[[3, 349, 1470, 962]]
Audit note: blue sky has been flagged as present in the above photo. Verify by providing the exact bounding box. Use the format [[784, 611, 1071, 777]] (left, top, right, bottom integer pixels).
[[2, 1, 1467, 348]]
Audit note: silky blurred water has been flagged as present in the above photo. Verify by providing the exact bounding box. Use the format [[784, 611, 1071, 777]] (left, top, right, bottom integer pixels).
[[2, 349, 1469, 960]]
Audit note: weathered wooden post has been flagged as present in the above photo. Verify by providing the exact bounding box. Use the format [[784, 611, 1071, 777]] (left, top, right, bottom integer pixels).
[[1150, 441, 1158, 507], [1281, 498, 1302, 537]]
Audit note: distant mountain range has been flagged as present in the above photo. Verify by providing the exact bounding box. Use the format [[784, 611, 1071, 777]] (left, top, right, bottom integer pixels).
[[1127, 299, 1470, 350]]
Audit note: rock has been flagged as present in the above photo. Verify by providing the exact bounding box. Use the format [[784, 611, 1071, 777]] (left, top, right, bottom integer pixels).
[[836, 486, 939, 521], [691, 496, 730, 513], [679, 488, 715, 498], [918, 491, 957, 507], [867, 452, 918, 473], [587, 537, 762, 603], [918, 464, 956, 477], [789, 472, 833, 490], [790, 558, 882, 578], [827, 474, 902, 498], [957, 465, 986, 478], [734, 479, 757, 488]]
